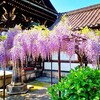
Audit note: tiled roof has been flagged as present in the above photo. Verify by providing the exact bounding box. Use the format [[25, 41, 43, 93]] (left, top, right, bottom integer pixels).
[[66, 4, 100, 30]]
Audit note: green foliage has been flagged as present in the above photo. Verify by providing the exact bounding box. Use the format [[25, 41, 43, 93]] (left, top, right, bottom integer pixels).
[[81, 26, 100, 37], [33, 25, 48, 31], [0, 35, 7, 41], [48, 67, 100, 100], [95, 30, 100, 36], [81, 26, 91, 34]]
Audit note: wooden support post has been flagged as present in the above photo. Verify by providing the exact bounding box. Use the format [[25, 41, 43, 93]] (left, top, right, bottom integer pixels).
[[58, 49, 61, 82], [3, 67, 5, 100], [58, 48, 61, 97], [51, 56, 53, 85], [42, 61, 44, 76]]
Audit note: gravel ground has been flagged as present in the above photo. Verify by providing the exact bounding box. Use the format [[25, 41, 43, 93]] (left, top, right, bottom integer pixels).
[[5, 89, 50, 100], [0, 77, 56, 100], [0, 87, 50, 100]]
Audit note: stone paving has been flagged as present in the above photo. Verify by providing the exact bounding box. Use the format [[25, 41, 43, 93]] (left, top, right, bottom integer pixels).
[[5, 89, 50, 100], [36, 77, 58, 84], [0, 77, 58, 100]]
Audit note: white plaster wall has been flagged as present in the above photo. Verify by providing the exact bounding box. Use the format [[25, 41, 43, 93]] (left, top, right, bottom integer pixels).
[[52, 52, 78, 60], [44, 62, 79, 71], [44, 52, 94, 71]]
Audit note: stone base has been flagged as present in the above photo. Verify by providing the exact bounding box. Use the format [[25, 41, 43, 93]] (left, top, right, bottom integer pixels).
[[6, 83, 28, 95]]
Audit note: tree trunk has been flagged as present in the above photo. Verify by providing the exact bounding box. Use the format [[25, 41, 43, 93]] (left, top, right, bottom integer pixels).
[[11, 61, 22, 86]]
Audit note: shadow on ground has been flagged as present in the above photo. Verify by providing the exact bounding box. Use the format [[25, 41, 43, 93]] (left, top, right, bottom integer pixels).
[[0, 80, 51, 100]]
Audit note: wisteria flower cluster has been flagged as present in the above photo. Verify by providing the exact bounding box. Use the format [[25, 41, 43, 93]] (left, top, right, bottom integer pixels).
[[0, 14, 99, 68]]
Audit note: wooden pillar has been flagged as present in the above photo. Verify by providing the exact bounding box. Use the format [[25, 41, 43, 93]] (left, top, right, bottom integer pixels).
[[58, 48, 61, 97], [51, 56, 53, 85], [3, 67, 6, 100], [42, 61, 44, 74], [58, 49, 61, 82]]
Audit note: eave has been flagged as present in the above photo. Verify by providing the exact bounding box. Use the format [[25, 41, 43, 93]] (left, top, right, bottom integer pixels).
[[7, 0, 58, 25]]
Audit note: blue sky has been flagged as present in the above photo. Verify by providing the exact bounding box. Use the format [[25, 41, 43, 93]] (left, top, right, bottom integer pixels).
[[50, 0, 100, 13]]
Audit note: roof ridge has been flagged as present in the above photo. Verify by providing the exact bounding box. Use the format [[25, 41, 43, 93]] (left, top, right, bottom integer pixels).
[[65, 4, 100, 15]]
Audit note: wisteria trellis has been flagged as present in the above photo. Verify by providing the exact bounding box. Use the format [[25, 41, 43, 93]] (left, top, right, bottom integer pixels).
[[0, 14, 100, 69]]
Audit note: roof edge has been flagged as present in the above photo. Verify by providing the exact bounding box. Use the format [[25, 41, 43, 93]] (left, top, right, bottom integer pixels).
[[64, 4, 100, 15]]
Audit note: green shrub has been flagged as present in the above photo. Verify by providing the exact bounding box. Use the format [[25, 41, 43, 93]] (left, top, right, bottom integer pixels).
[[48, 67, 100, 100]]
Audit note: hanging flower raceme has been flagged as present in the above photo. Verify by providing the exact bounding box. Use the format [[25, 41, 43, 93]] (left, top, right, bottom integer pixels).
[[23, 31, 32, 57], [79, 28, 100, 66], [53, 14, 72, 41], [12, 25, 52, 60], [49, 14, 73, 54], [4, 25, 22, 50], [49, 30, 60, 53], [0, 41, 10, 68], [30, 28, 39, 59], [65, 38, 76, 57], [0, 41, 6, 64], [10, 44, 25, 66], [13, 33, 25, 64], [84, 39, 99, 66], [36, 26, 51, 59]]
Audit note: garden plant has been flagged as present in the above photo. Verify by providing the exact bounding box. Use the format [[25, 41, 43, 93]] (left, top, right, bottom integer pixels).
[[48, 66, 100, 100]]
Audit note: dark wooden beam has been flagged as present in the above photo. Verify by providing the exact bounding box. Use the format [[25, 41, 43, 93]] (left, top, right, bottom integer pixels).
[[21, 0, 57, 16], [8, 1, 56, 22], [44, 60, 79, 63]]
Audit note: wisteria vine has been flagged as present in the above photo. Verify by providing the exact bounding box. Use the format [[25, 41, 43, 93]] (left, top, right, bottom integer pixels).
[[0, 14, 99, 69]]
